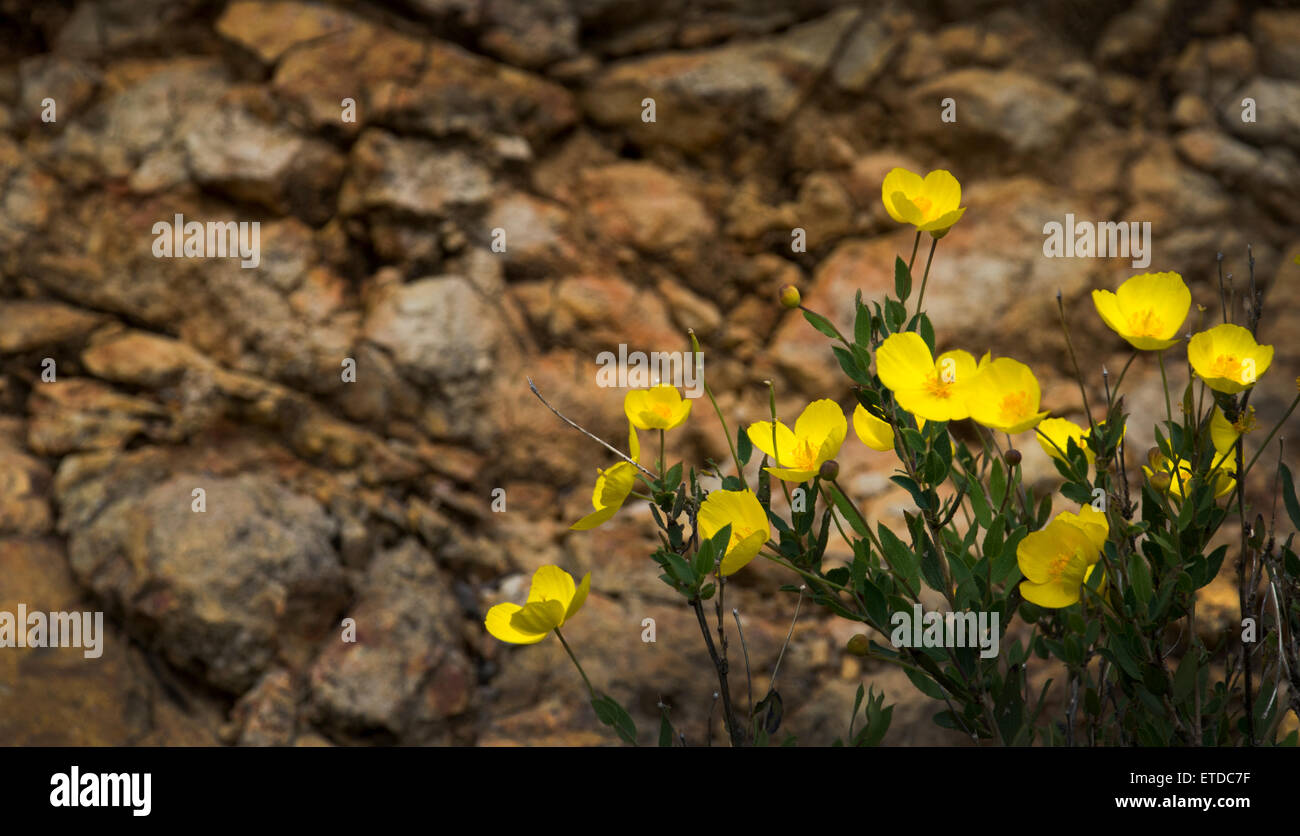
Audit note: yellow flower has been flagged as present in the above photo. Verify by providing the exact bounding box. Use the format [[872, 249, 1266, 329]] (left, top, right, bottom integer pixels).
[[570, 460, 637, 530], [881, 168, 966, 236], [485, 565, 591, 645], [1091, 271, 1191, 351], [1017, 512, 1106, 608], [1036, 417, 1090, 464], [698, 489, 771, 576], [876, 332, 977, 422], [747, 399, 847, 482], [624, 384, 691, 430], [1143, 449, 1235, 500], [853, 403, 894, 451], [1187, 323, 1274, 394], [966, 357, 1048, 434]]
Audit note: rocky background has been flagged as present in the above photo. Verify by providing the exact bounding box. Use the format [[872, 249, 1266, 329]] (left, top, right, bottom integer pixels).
[[0, 0, 1297, 746]]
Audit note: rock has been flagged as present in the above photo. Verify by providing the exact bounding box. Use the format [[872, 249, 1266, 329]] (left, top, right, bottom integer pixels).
[[184, 91, 345, 223], [0, 300, 105, 353], [0, 537, 223, 746], [308, 539, 472, 740], [65, 471, 347, 693], [27, 378, 169, 455], [1225, 77, 1300, 151], [17, 55, 99, 131], [1253, 10, 1300, 80], [228, 668, 299, 746], [909, 69, 1082, 157], [340, 130, 493, 219], [1094, 0, 1173, 67], [215, 1, 357, 64], [0, 443, 53, 535], [578, 162, 715, 257], [266, 6, 576, 142], [582, 8, 860, 151], [364, 275, 497, 386]]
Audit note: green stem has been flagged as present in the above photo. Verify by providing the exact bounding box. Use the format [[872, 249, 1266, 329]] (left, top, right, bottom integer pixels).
[[555, 628, 596, 700], [914, 235, 939, 316], [690, 330, 748, 490]]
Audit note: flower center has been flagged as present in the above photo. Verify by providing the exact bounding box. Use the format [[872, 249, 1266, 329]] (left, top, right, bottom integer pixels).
[[729, 524, 757, 550], [998, 391, 1029, 422], [652, 403, 674, 421], [912, 196, 934, 218], [1046, 553, 1072, 581], [924, 372, 953, 398], [1209, 352, 1240, 379], [786, 436, 819, 471], [1125, 308, 1164, 338]]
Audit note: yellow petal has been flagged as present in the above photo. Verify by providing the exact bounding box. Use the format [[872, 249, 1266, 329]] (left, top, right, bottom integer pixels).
[[564, 572, 591, 623], [528, 565, 576, 608], [853, 403, 895, 451], [876, 332, 935, 394], [747, 420, 796, 463], [1019, 579, 1081, 609], [485, 603, 549, 645], [881, 167, 923, 223], [510, 599, 566, 635], [794, 399, 847, 457]]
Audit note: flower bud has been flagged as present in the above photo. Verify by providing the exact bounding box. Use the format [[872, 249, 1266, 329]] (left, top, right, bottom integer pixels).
[[1149, 471, 1172, 493], [846, 634, 870, 657], [819, 459, 840, 480], [1004, 448, 1022, 466], [1146, 446, 1164, 469], [778, 284, 801, 309]]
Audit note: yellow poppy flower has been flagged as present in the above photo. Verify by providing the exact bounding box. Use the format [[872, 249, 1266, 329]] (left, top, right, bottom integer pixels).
[[966, 357, 1048, 435], [1187, 324, 1274, 394], [881, 167, 966, 237], [876, 332, 977, 422], [1036, 417, 1090, 464], [485, 565, 591, 645], [747, 399, 847, 482], [1143, 449, 1235, 500], [1210, 406, 1242, 455], [698, 489, 771, 576], [570, 461, 637, 530], [1091, 271, 1191, 351], [853, 403, 894, 451], [624, 384, 691, 430], [1017, 514, 1105, 608]]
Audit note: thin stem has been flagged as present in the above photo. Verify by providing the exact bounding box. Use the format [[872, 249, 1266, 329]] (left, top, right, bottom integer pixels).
[[914, 235, 939, 315], [555, 628, 596, 700], [689, 331, 748, 490], [692, 598, 743, 746], [1157, 349, 1174, 428], [732, 608, 754, 720], [529, 377, 656, 478], [907, 230, 921, 274], [770, 586, 806, 691]]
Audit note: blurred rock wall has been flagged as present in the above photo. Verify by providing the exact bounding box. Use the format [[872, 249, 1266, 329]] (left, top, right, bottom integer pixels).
[[0, 0, 1297, 745]]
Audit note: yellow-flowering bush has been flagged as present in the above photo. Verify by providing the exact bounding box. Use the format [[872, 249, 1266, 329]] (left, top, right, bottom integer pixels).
[[490, 166, 1300, 747]]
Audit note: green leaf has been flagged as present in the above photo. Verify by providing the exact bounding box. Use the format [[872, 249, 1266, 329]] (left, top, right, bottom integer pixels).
[[1281, 463, 1300, 533], [1128, 552, 1153, 607], [904, 667, 947, 700], [591, 695, 638, 745], [878, 523, 920, 592], [736, 427, 753, 466], [894, 255, 912, 302], [828, 485, 870, 537], [802, 309, 843, 341]]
